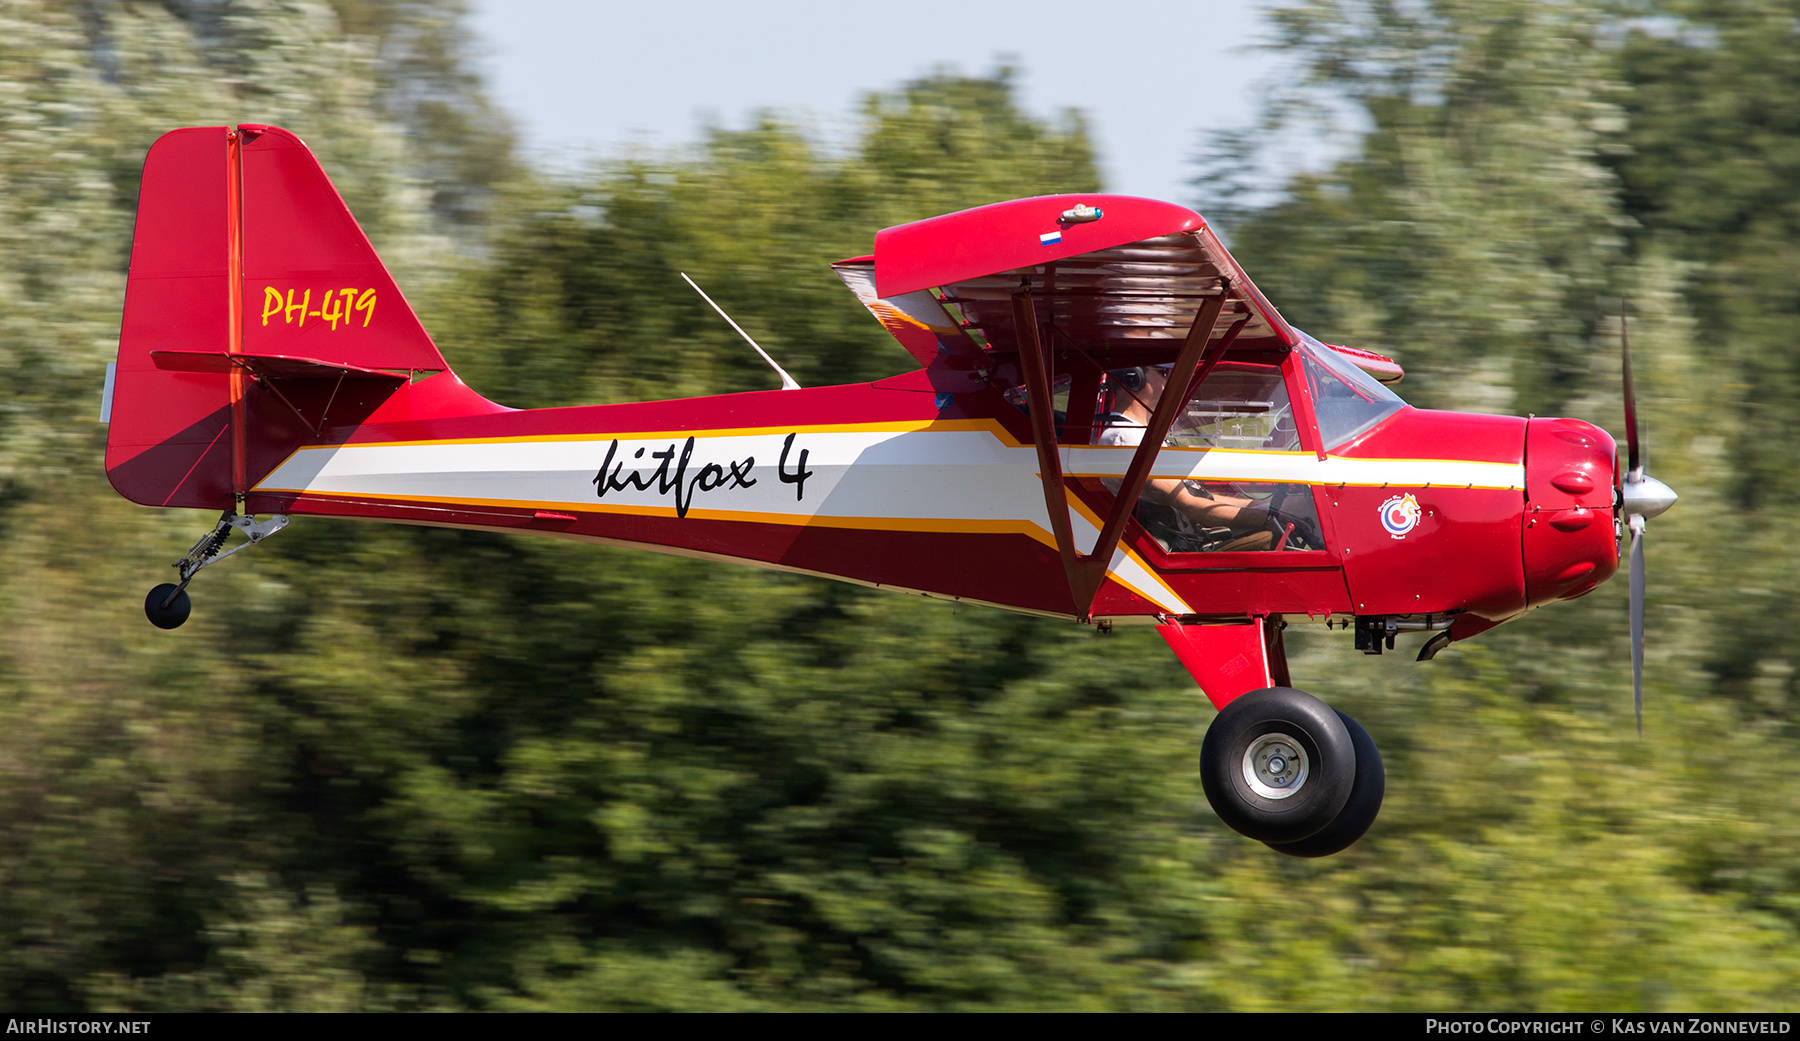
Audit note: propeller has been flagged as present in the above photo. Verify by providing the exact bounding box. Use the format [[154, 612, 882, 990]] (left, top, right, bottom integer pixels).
[[1618, 309, 1679, 734]]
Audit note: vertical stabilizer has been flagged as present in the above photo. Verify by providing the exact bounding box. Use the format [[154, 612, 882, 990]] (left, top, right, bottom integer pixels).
[[236, 125, 445, 372], [107, 126, 452, 509]]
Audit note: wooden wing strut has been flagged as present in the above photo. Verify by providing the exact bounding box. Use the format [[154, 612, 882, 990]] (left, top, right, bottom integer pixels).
[[1011, 289, 1083, 603], [1013, 281, 1243, 619]]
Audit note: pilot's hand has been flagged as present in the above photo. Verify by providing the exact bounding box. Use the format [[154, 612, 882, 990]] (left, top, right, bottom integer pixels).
[[1287, 518, 1324, 550]]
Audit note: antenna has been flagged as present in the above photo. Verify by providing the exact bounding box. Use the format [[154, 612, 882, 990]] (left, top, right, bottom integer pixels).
[[680, 272, 801, 390]]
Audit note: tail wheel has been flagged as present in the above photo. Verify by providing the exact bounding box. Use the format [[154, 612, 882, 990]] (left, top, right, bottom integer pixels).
[[1266, 709, 1384, 858], [144, 583, 191, 630], [1200, 687, 1354, 845]]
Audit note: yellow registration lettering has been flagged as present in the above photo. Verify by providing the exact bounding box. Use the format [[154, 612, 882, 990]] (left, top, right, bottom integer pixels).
[[284, 288, 311, 328], [259, 286, 371, 331]]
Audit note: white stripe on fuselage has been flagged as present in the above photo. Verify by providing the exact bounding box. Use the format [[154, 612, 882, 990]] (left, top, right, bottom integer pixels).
[[254, 427, 1523, 616], [1067, 444, 1523, 490]]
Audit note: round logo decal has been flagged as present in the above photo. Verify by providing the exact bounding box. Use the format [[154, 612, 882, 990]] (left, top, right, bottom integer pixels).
[[1378, 493, 1423, 538]]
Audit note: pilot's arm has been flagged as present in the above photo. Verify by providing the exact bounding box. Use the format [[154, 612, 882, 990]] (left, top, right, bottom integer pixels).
[[1146, 478, 1269, 530], [1100, 416, 1271, 531]]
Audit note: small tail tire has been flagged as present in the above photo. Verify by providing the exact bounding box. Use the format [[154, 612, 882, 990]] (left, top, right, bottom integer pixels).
[[1200, 687, 1355, 845], [1266, 709, 1384, 858], [144, 583, 191, 630]]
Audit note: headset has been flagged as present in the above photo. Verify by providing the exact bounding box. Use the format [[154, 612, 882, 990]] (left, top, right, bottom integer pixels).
[[1110, 366, 1146, 393], [1108, 365, 1173, 394]]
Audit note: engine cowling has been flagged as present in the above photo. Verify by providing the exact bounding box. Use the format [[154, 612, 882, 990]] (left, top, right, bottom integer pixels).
[[1523, 417, 1620, 605]]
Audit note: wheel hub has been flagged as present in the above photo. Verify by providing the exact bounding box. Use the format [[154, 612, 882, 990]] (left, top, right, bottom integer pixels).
[[1243, 732, 1309, 800]]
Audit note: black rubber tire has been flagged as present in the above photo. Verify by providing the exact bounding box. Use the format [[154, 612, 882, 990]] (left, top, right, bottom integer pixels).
[[144, 583, 191, 630], [1200, 687, 1355, 845], [1267, 709, 1384, 858]]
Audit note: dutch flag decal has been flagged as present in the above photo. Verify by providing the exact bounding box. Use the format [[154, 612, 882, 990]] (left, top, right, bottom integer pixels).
[[1039, 230, 1062, 246]]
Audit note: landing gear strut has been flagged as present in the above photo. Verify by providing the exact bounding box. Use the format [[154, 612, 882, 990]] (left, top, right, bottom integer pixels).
[[143, 510, 288, 629]]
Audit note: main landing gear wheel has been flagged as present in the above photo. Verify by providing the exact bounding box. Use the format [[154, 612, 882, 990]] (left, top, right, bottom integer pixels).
[[144, 583, 191, 630], [1266, 709, 1383, 858], [1200, 687, 1355, 845]]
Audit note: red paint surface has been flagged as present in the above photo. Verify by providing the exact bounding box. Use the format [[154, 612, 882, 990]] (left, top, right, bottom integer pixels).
[[238, 126, 446, 373], [108, 128, 233, 506], [1323, 408, 1530, 619], [1157, 618, 1283, 709], [1525, 417, 1617, 511], [1333, 486, 1528, 618], [1160, 566, 1354, 621], [344, 376, 938, 446], [1336, 407, 1526, 465], [1523, 418, 1620, 605], [874, 195, 1206, 298]]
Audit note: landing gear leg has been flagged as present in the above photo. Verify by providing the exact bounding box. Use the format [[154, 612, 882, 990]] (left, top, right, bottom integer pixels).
[[142, 510, 289, 629]]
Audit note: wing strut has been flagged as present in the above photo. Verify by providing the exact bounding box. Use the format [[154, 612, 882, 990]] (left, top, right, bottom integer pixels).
[[1013, 280, 1241, 619], [1011, 287, 1084, 606]]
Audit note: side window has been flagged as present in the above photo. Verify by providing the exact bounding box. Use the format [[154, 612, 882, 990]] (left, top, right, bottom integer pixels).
[[1094, 363, 1324, 554], [1003, 373, 1072, 436], [1171, 368, 1300, 451]]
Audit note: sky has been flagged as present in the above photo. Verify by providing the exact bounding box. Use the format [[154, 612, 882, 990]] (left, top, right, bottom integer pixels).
[[465, 1, 1294, 209]]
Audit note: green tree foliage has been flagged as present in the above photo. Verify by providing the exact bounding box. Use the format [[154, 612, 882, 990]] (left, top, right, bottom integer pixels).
[[1606, 0, 1800, 939], [321, 0, 518, 227], [1202, 0, 1800, 1009], [440, 70, 1097, 406], [1611, 0, 1800, 504], [1221, 0, 1630, 416], [4, 0, 1800, 1012]]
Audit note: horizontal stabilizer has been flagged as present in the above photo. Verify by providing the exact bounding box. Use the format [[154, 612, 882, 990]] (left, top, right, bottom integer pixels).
[[150, 350, 411, 386]]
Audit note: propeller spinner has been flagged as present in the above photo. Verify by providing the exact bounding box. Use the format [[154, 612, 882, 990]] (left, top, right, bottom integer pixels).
[[1619, 311, 1678, 734]]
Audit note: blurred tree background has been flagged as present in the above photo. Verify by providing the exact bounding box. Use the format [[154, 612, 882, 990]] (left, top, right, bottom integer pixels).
[[2, 0, 1797, 1011]]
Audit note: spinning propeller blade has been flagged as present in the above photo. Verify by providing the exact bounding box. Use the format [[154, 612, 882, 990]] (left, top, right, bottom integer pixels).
[[1618, 307, 1677, 735], [1630, 516, 1645, 735], [1622, 307, 1641, 477]]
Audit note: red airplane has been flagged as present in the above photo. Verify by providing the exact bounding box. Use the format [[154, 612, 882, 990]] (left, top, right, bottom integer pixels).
[[104, 126, 1678, 857]]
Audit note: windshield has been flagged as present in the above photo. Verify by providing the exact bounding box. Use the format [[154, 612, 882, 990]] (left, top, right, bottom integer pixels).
[[1297, 331, 1404, 448]]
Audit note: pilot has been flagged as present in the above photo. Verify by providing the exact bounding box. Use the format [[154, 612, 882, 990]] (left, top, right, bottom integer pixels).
[[1096, 365, 1273, 538]]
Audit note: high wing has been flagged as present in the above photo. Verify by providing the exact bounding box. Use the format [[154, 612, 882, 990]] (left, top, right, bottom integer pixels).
[[877, 194, 1293, 360], [835, 194, 1401, 382], [833, 195, 1402, 618]]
